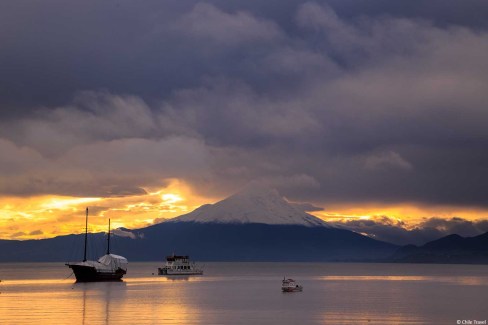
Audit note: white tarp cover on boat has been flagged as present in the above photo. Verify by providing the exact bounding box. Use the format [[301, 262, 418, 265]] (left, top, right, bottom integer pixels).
[[97, 254, 128, 271]]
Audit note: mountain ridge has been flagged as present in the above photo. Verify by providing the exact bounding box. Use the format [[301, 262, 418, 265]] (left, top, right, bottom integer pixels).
[[0, 223, 397, 262], [389, 231, 488, 264]]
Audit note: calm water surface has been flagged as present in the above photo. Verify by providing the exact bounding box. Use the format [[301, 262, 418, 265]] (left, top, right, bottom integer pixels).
[[1, 262, 487, 324]]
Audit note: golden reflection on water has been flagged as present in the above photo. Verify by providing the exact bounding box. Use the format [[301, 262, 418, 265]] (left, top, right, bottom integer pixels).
[[2, 269, 488, 324], [0, 278, 204, 325], [321, 312, 424, 325], [123, 281, 202, 324], [0, 279, 73, 285], [0, 276, 199, 286], [315, 275, 488, 285], [125, 276, 194, 283]]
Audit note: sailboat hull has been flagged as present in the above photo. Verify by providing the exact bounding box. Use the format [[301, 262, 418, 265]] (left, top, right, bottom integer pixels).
[[67, 264, 125, 282]]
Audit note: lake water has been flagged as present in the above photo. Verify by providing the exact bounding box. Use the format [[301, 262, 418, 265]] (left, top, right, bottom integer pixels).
[[1, 262, 487, 324]]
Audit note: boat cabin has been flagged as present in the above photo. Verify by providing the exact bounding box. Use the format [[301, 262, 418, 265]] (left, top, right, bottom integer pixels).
[[158, 254, 203, 275]]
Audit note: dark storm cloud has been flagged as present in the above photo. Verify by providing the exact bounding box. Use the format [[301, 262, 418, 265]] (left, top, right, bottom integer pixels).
[[289, 202, 324, 213], [1, 1, 488, 209], [1, 0, 487, 112], [334, 216, 488, 246]]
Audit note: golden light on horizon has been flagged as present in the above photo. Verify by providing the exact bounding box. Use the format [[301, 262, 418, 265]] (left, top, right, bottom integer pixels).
[[2, 181, 488, 240], [0, 179, 213, 240], [161, 193, 184, 204], [41, 197, 102, 210], [310, 202, 488, 230]]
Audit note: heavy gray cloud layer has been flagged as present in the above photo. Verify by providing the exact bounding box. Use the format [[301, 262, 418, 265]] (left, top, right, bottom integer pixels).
[[1, 1, 488, 211]]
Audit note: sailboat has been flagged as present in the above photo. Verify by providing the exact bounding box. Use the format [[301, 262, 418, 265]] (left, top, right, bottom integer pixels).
[[66, 208, 128, 282]]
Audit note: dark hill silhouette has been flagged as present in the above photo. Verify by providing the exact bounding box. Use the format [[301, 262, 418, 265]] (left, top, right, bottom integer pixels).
[[389, 232, 488, 264], [0, 223, 397, 262]]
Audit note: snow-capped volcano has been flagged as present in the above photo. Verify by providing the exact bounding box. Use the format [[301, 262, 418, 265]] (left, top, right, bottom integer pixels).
[[0, 187, 401, 262], [167, 186, 330, 227]]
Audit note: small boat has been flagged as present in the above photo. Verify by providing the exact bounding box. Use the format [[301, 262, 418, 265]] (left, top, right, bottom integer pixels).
[[158, 254, 203, 275], [281, 277, 303, 292], [66, 208, 128, 282]]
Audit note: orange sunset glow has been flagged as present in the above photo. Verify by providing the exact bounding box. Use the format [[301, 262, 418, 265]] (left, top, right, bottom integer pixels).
[[0, 180, 213, 240], [314, 203, 488, 225], [2, 177, 488, 240]]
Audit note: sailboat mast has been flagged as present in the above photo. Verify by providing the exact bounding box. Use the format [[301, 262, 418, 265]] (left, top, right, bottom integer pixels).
[[107, 218, 111, 255], [83, 207, 88, 262]]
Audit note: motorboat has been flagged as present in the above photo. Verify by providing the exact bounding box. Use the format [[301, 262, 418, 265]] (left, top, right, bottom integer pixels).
[[158, 254, 203, 275], [281, 277, 303, 292]]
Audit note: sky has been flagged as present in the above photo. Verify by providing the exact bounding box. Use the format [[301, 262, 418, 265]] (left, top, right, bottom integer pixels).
[[1, 0, 488, 245]]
